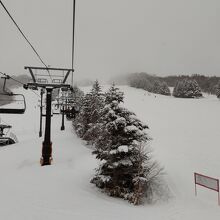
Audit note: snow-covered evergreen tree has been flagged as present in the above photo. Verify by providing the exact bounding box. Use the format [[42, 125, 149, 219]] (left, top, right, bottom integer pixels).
[[91, 85, 161, 205], [73, 93, 91, 138], [73, 80, 104, 142], [215, 81, 220, 99], [151, 81, 171, 96], [71, 85, 84, 106], [87, 80, 104, 124], [83, 80, 104, 144], [173, 79, 203, 98]]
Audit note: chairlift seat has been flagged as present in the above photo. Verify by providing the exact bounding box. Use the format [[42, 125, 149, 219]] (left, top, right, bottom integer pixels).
[[0, 137, 15, 146], [0, 108, 25, 114], [0, 124, 17, 146], [0, 94, 26, 114]]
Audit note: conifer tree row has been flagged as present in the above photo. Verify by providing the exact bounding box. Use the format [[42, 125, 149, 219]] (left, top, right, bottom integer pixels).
[[73, 81, 162, 205], [173, 79, 203, 98]]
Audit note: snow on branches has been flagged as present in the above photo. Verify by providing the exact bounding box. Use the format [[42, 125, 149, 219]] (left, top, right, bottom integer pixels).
[[73, 82, 162, 205], [215, 81, 220, 99], [173, 79, 203, 98]]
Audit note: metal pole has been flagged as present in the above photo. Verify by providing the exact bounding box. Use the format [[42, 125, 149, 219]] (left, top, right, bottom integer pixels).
[[218, 191, 220, 206], [41, 87, 53, 166], [195, 183, 197, 196], [61, 105, 65, 130], [39, 89, 43, 137], [218, 180, 220, 206], [72, 0, 76, 86], [194, 173, 197, 196]]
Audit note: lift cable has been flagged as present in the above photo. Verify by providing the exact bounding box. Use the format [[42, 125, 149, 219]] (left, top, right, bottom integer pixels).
[[0, 71, 40, 98], [0, 72, 23, 86], [0, 0, 52, 80]]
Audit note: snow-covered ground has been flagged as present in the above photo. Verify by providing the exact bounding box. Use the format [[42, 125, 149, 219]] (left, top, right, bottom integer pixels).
[[0, 86, 219, 219]]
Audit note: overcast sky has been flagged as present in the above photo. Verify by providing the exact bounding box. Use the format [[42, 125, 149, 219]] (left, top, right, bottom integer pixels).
[[0, 0, 220, 81]]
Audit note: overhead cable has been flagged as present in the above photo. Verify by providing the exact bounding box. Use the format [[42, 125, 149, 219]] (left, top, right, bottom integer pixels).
[[0, 0, 52, 80], [71, 0, 76, 86]]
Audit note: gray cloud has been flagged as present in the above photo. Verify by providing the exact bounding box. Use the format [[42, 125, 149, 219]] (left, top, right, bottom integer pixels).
[[0, 0, 219, 82]]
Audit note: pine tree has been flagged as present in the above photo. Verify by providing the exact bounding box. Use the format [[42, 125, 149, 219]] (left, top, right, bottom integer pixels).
[[215, 81, 220, 99], [160, 82, 171, 96], [173, 79, 203, 98], [73, 80, 104, 143], [151, 81, 171, 96], [73, 93, 91, 137], [88, 80, 104, 124], [71, 85, 84, 106], [91, 85, 160, 204]]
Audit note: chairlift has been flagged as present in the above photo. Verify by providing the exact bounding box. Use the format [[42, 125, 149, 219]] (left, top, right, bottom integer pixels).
[[24, 83, 37, 91], [0, 76, 26, 114], [52, 100, 61, 114], [65, 104, 78, 120], [0, 124, 17, 146], [63, 97, 79, 120], [61, 87, 69, 92]]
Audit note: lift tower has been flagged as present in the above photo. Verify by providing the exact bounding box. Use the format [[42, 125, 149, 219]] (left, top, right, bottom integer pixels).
[[25, 66, 73, 166]]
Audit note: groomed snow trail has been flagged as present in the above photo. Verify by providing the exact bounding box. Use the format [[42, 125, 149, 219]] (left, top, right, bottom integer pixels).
[[0, 87, 219, 219]]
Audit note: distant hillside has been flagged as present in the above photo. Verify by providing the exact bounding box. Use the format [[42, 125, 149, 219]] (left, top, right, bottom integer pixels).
[[161, 74, 220, 94], [109, 72, 171, 96], [110, 73, 220, 95]]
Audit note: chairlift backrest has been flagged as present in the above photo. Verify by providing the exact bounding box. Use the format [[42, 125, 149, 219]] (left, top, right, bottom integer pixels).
[[61, 87, 68, 92], [0, 76, 26, 114]]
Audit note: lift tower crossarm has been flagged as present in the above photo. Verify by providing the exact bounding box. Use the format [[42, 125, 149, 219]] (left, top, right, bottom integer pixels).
[[24, 66, 74, 84]]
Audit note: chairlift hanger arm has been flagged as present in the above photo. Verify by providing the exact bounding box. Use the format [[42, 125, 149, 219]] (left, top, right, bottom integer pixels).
[[0, 76, 13, 95]]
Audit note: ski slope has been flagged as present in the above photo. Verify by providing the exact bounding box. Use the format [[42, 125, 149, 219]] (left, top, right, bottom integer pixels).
[[0, 87, 219, 219]]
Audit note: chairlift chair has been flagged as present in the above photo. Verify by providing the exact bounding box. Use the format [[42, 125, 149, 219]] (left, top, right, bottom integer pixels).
[[0, 124, 17, 146], [64, 101, 78, 120], [0, 76, 26, 114], [52, 100, 61, 114]]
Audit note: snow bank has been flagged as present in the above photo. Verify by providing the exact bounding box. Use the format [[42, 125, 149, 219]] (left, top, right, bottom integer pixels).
[[0, 86, 219, 219]]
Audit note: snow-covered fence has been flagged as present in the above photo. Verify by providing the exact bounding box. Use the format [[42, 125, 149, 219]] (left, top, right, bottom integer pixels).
[[194, 172, 220, 205]]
